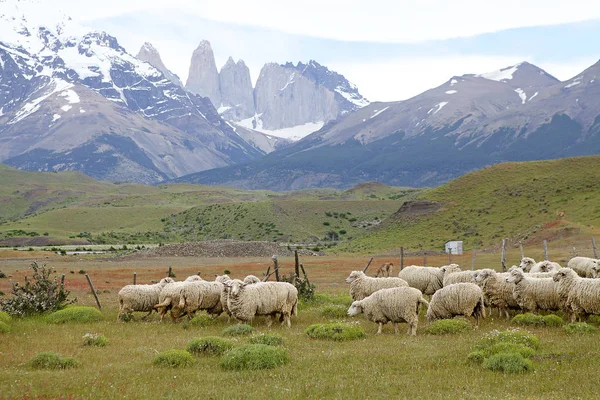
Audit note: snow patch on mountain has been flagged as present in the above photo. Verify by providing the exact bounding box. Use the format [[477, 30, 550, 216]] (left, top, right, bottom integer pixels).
[[514, 88, 527, 104], [428, 101, 448, 115], [445, 90, 457, 94], [565, 79, 581, 89], [238, 114, 324, 141], [370, 106, 389, 119], [8, 78, 72, 124], [478, 63, 520, 82], [528, 91, 538, 101]]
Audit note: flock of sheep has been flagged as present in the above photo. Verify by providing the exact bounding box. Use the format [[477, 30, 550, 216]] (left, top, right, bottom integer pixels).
[[345, 256, 600, 335], [116, 255, 600, 334]]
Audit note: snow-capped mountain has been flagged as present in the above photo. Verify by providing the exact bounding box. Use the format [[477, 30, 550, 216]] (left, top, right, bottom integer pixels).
[[0, 0, 269, 183], [174, 61, 600, 190]]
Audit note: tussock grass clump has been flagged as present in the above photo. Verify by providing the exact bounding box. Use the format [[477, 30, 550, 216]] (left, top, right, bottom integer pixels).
[[320, 304, 348, 319], [186, 337, 235, 356], [587, 315, 600, 325], [512, 313, 564, 327], [0, 311, 11, 324], [220, 344, 289, 371], [222, 324, 254, 337], [27, 352, 79, 370], [482, 352, 534, 373], [183, 314, 219, 329], [0, 321, 10, 334], [83, 333, 108, 347], [425, 319, 471, 335], [475, 329, 540, 351], [563, 322, 597, 334], [468, 342, 535, 364], [46, 306, 104, 324], [305, 323, 365, 341], [248, 333, 284, 346], [153, 350, 194, 368]]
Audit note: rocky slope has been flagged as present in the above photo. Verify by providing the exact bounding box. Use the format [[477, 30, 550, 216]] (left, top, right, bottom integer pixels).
[[185, 40, 221, 105], [136, 42, 183, 87]]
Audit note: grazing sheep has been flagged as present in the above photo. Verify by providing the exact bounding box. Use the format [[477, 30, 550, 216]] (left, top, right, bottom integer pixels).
[[375, 263, 394, 278], [591, 261, 600, 278], [474, 269, 520, 319], [345, 270, 408, 301], [117, 277, 175, 321], [568, 257, 600, 278], [178, 277, 226, 319], [505, 269, 560, 313], [426, 283, 486, 326], [553, 268, 600, 322], [443, 270, 478, 287], [243, 275, 262, 284], [225, 280, 298, 328], [220, 275, 261, 320], [347, 287, 428, 335], [398, 264, 461, 296], [507, 265, 553, 278], [153, 275, 203, 321]]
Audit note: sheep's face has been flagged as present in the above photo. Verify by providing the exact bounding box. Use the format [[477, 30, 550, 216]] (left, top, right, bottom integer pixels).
[[215, 274, 230, 283], [553, 268, 572, 282], [519, 258, 535, 272], [441, 264, 461, 275], [506, 270, 522, 284], [228, 280, 247, 296], [160, 277, 175, 286], [591, 261, 600, 278], [474, 270, 491, 283], [347, 301, 363, 317], [345, 271, 362, 284], [184, 275, 203, 282]]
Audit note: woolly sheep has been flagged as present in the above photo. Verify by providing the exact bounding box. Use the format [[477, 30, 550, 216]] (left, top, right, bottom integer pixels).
[[553, 267, 600, 322], [443, 270, 478, 287], [348, 287, 429, 335], [178, 277, 226, 319], [592, 261, 600, 278], [243, 275, 262, 284], [375, 263, 394, 278], [568, 257, 600, 278], [507, 266, 553, 278], [519, 257, 561, 273], [225, 280, 298, 328], [154, 275, 203, 321], [426, 282, 486, 326], [398, 264, 461, 296], [117, 277, 175, 321], [346, 270, 408, 301], [474, 269, 520, 319], [505, 268, 560, 313], [220, 275, 261, 320]]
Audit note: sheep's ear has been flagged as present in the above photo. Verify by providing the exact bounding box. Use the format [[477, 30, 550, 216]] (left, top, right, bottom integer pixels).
[[214, 274, 219, 278]]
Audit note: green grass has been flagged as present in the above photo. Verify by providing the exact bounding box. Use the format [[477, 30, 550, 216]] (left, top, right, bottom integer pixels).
[[222, 324, 254, 337], [46, 306, 104, 324], [27, 352, 79, 370], [219, 344, 289, 371], [319, 304, 349, 319], [512, 313, 565, 327], [83, 333, 108, 347], [0, 311, 11, 324], [563, 322, 597, 334], [424, 319, 472, 334], [248, 333, 284, 347], [0, 320, 10, 333], [482, 352, 534, 373], [305, 323, 366, 341], [182, 314, 219, 329], [152, 350, 195, 368], [186, 337, 235, 356]]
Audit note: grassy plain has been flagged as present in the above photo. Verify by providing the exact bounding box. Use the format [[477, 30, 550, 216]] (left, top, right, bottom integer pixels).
[[2, 249, 600, 399]]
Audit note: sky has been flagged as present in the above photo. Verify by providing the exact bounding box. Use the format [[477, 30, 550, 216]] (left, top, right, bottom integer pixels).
[[48, 0, 600, 101]]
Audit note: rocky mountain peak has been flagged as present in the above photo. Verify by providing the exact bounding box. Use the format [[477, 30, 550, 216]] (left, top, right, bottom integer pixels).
[[218, 55, 254, 120], [136, 41, 183, 87], [186, 39, 220, 106]]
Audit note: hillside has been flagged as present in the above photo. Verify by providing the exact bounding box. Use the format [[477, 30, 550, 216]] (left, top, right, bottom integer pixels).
[[339, 156, 600, 253]]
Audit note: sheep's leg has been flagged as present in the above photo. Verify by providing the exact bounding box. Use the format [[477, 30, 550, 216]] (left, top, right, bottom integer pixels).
[[266, 315, 273, 328], [408, 322, 416, 336], [393, 322, 399, 334], [377, 322, 383, 334], [141, 310, 153, 320]]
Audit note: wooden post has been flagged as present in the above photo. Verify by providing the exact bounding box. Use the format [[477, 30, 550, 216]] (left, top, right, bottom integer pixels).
[[593, 237, 598, 259], [400, 247, 404, 271], [572, 247, 577, 257], [167, 266, 172, 277], [263, 266, 271, 282], [501, 239, 507, 272], [294, 250, 300, 279], [133, 272, 137, 285], [471, 246, 477, 271], [423, 251, 427, 267], [60, 274, 65, 288], [519, 243, 524, 259], [448, 248, 453, 264], [300, 263, 310, 286], [85, 274, 102, 310], [362, 257, 374, 273], [543, 240, 548, 261], [272, 255, 280, 282]]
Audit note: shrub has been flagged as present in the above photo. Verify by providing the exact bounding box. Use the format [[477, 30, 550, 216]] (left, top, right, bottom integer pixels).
[[425, 319, 471, 335], [83, 333, 108, 347], [0, 262, 75, 317], [27, 352, 79, 370], [0, 311, 11, 324], [220, 344, 289, 371], [320, 304, 348, 319], [468, 342, 535, 364], [186, 337, 234, 356], [587, 315, 600, 326], [183, 314, 218, 329], [223, 269, 231, 275], [482, 352, 534, 373], [0, 271, 6, 278], [46, 306, 104, 324], [118, 313, 133, 322], [0, 321, 10, 333], [153, 349, 194, 368], [78, 270, 86, 274], [222, 324, 254, 337], [248, 333, 284, 346], [512, 313, 564, 327], [542, 314, 565, 327], [305, 323, 366, 341], [563, 322, 597, 334], [474, 329, 540, 351]]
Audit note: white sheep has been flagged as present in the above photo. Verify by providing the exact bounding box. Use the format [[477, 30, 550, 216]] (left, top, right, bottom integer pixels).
[[426, 282, 486, 326], [117, 277, 175, 321], [153, 275, 203, 321], [443, 270, 478, 287], [375, 263, 393, 278], [591, 261, 600, 278], [347, 287, 429, 335], [220, 275, 261, 320], [553, 267, 600, 322], [568, 256, 600, 278], [178, 277, 226, 319], [345, 270, 408, 301], [474, 269, 520, 319], [519, 257, 561, 273], [243, 275, 262, 284], [225, 280, 298, 328], [505, 268, 560, 313], [507, 266, 553, 278], [398, 264, 461, 296]]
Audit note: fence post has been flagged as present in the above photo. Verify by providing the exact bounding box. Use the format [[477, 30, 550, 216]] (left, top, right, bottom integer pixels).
[[400, 247, 404, 271], [294, 250, 300, 279], [167, 266, 172, 277], [448, 248, 453, 264], [593, 237, 598, 259], [519, 243, 524, 260], [362, 257, 374, 273], [133, 272, 137, 285], [543, 240, 548, 261], [60, 274, 65, 289], [423, 251, 427, 267], [572, 247, 577, 257], [501, 239, 507, 272], [85, 274, 102, 310], [471, 246, 477, 271], [272, 255, 280, 282]]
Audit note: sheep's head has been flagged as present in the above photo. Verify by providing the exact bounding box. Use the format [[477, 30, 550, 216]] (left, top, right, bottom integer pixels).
[[346, 271, 364, 284], [506, 269, 523, 284], [159, 277, 175, 285], [441, 264, 461, 275], [184, 275, 203, 282], [538, 261, 559, 273], [228, 279, 247, 296], [214, 274, 230, 283], [243, 275, 261, 284], [520, 257, 535, 272], [347, 301, 364, 317], [474, 269, 493, 284], [591, 261, 600, 278], [553, 268, 576, 282]]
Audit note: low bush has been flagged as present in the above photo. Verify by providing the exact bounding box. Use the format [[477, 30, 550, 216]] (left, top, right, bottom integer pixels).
[[563, 322, 597, 334], [474, 329, 540, 351], [182, 314, 218, 329], [222, 324, 254, 337], [511, 313, 564, 327], [248, 333, 284, 346], [0, 321, 10, 333], [27, 352, 79, 370], [425, 319, 471, 335], [320, 304, 348, 319], [482, 352, 534, 373], [305, 323, 365, 341], [153, 350, 194, 368], [46, 306, 104, 324], [587, 315, 600, 325], [468, 342, 535, 364], [0, 311, 11, 324], [83, 333, 108, 347], [542, 314, 565, 327], [220, 344, 289, 371], [186, 337, 235, 356]]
